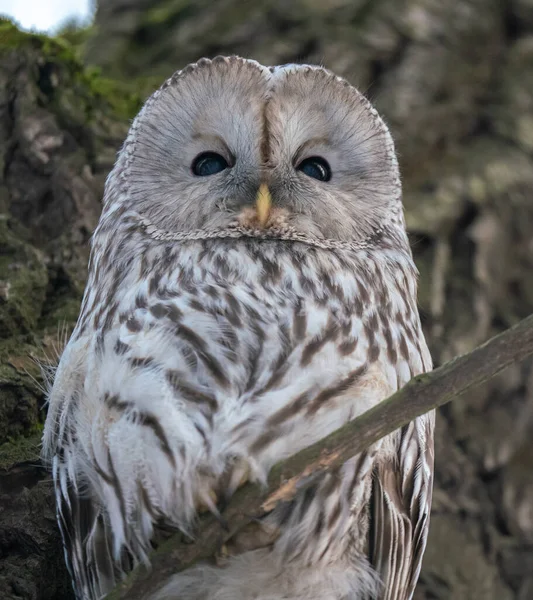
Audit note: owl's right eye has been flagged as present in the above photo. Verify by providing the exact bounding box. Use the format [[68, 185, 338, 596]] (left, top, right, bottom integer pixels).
[[192, 152, 229, 176]]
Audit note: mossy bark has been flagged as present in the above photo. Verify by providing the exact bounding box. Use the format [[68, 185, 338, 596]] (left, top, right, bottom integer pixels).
[[0, 19, 128, 599], [2, 0, 533, 597]]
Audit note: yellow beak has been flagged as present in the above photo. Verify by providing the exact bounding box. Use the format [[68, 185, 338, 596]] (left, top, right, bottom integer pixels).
[[255, 183, 272, 227]]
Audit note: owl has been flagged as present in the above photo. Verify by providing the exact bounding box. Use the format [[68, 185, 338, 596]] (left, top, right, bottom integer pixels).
[[42, 56, 434, 600]]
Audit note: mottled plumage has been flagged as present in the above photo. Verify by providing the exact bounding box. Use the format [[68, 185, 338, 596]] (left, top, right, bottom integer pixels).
[[42, 56, 434, 600]]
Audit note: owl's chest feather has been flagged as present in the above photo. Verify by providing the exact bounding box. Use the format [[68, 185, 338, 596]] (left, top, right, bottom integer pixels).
[[84, 247, 415, 481], [111, 258, 388, 397]]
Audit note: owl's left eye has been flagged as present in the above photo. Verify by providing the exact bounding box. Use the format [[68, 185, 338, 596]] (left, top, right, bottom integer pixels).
[[192, 152, 229, 176], [297, 156, 332, 182]]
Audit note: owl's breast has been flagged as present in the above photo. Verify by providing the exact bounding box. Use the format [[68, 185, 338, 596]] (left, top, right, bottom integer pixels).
[[90, 239, 417, 481], [46, 239, 427, 566]]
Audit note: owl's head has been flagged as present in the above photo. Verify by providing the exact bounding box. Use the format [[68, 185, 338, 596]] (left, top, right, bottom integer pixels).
[[107, 56, 403, 244]]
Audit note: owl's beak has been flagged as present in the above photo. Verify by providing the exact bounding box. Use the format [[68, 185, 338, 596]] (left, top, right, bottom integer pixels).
[[255, 183, 272, 227]]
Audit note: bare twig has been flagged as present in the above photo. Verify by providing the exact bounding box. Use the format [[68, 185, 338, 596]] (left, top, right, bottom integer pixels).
[[107, 313, 533, 600]]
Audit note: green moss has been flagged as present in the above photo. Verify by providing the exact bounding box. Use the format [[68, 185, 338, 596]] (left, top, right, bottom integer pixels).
[[0, 17, 42, 49], [40, 297, 81, 333], [0, 18, 142, 121], [0, 218, 48, 338], [0, 337, 45, 444], [0, 16, 150, 119], [55, 17, 94, 57], [0, 428, 42, 470], [84, 68, 145, 120], [0, 17, 77, 64]]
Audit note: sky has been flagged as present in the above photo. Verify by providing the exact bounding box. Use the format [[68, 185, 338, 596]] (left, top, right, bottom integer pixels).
[[0, 0, 93, 33]]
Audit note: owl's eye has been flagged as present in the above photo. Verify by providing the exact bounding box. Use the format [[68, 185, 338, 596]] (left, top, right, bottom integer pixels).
[[192, 152, 229, 176], [297, 157, 331, 182]]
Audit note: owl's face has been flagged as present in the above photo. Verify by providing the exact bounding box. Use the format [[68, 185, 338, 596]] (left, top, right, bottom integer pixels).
[[114, 57, 401, 243]]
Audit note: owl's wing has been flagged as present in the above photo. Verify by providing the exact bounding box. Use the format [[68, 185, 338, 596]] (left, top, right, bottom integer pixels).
[[369, 411, 435, 600], [53, 445, 135, 600]]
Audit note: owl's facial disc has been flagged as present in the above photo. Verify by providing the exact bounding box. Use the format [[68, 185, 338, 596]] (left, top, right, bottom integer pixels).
[[116, 57, 402, 243]]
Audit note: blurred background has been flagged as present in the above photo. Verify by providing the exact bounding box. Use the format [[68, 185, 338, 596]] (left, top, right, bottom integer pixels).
[[1, 1, 533, 598], [0, 0, 93, 34]]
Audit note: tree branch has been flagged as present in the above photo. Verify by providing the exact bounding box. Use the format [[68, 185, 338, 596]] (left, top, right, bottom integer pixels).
[[107, 313, 533, 600]]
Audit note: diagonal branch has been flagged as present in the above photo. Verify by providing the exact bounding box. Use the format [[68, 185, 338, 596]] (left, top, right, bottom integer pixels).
[[107, 313, 533, 600]]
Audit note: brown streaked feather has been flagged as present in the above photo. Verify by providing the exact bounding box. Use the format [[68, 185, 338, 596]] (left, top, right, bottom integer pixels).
[[370, 415, 434, 600]]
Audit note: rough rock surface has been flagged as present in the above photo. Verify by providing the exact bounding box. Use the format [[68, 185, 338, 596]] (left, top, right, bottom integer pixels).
[[1, 0, 533, 597]]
